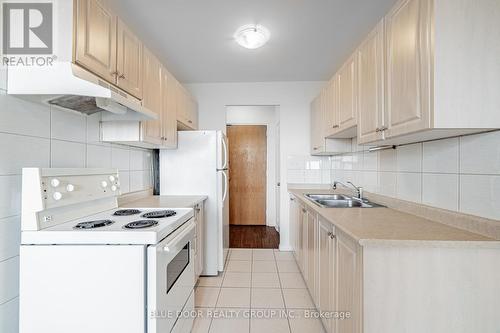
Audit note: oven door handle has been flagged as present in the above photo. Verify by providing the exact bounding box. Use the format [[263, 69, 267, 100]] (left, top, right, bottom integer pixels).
[[162, 221, 196, 253]]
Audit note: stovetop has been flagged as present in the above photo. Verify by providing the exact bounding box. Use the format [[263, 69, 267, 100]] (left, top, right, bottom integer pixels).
[[21, 207, 194, 245]]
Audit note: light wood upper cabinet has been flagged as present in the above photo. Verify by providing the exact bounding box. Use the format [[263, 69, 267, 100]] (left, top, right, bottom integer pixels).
[[357, 20, 385, 144], [161, 68, 178, 149], [324, 77, 339, 137], [141, 47, 163, 145], [385, 0, 431, 139], [74, 0, 117, 83], [337, 54, 358, 136], [177, 85, 199, 130], [116, 19, 143, 99]]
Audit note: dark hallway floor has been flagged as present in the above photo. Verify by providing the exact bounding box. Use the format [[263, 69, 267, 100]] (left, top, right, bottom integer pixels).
[[229, 225, 280, 249]]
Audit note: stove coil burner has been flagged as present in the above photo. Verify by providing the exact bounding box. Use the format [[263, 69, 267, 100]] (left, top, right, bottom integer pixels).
[[113, 209, 142, 216], [141, 210, 177, 219], [124, 220, 159, 229], [74, 220, 114, 229]]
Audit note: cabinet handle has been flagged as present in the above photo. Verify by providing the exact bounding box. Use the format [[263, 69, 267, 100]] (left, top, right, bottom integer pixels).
[[188, 120, 193, 124], [375, 128, 380, 132], [327, 232, 335, 239], [332, 124, 339, 129], [290, 198, 295, 201], [111, 71, 119, 76], [302, 208, 307, 213], [313, 147, 319, 150], [380, 126, 388, 131], [118, 74, 126, 79]]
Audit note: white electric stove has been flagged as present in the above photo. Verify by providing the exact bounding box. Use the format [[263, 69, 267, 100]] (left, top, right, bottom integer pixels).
[[20, 168, 196, 333]]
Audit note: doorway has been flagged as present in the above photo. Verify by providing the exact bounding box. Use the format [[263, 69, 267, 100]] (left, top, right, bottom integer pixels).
[[226, 105, 280, 249], [227, 125, 267, 225]]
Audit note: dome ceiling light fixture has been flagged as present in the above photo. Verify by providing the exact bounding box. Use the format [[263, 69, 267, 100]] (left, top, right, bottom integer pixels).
[[234, 24, 270, 49]]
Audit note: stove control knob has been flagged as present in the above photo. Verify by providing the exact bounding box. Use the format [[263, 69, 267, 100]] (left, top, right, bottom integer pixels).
[[109, 175, 116, 182], [111, 185, 117, 192], [53, 192, 62, 201], [101, 181, 108, 188], [66, 184, 75, 192], [50, 178, 60, 187]]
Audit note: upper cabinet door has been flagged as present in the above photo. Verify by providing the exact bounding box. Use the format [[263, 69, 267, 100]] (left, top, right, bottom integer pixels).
[[357, 20, 385, 144], [385, 0, 432, 138], [324, 77, 339, 137], [142, 47, 163, 145], [162, 69, 178, 149], [338, 54, 358, 131], [75, 0, 117, 83], [116, 19, 143, 99]]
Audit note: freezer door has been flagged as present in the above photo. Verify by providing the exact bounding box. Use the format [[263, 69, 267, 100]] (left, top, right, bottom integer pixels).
[[217, 169, 229, 270]]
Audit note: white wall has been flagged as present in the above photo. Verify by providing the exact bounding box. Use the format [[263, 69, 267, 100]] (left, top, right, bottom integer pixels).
[[226, 105, 278, 228], [186, 81, 324, 250], [0, 90, 153, 333]]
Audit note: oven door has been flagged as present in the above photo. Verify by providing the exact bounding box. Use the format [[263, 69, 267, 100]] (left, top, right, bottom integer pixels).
[[147, 220, 195, 333]]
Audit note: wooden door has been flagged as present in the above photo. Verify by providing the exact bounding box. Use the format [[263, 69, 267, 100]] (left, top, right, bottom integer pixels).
[[142, 47, 162, 145], [336, 230, 362, 333], [161, 68, 178, 148], [116, 19, 143, 98], [357, 20, 385, 144], [318, 218, 335, 332], [385, 0, 432, 138], [75, 0, 117, 83], [228, 125, 267, 225], [338, 54, 358, 131]]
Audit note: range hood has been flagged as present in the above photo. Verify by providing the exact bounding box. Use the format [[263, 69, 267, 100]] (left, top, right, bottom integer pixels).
[[7, 63, 157, 121]]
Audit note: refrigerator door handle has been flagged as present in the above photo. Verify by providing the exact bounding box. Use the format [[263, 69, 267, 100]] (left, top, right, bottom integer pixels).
[[222, 171, 228, 202], [221, 136, 228, 170]]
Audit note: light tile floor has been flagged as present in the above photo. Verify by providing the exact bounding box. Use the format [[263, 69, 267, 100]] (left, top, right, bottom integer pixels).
[[193, 248, 326, 333]]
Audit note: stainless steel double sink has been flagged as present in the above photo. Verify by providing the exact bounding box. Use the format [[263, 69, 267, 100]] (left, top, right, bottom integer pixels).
[[305, 194, 385, 208]]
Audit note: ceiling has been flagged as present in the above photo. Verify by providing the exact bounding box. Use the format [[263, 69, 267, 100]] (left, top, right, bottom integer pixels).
[[109, 0, 398, 83]]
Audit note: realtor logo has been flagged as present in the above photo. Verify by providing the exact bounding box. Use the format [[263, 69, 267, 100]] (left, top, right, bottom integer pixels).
[[2, 2, 53, 54]]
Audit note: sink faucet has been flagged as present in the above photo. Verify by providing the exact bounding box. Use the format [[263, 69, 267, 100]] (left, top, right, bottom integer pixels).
[[332, 181, 364, 200]]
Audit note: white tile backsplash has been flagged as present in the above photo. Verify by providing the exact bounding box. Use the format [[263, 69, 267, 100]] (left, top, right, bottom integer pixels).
[[422, 173, 459, 211], [51, 140, 86, 168], [0, 176, 22, 219], [0, 297, 18, 333], [460, 131, 500, 175], [0, 216, 21, 262], [423, 137, 459, 173], [397, 143, 422, 173], [0, 257, 19, 304], [51, 108, 87, 143], [0, 92, 51, 138], [112, 146, 131, 171], [324, 131, 500, 222], [460, 174, 500, 220], [397, 172, 422, 203], [0, 133, 50, 175], [86, 144, 112, 168]]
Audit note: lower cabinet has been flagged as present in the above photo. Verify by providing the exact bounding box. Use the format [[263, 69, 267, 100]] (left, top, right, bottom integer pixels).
[[336, 228, 362, 333], [193, 202, 205, 280], [318, 217, 336, 332], [289, 195, 362, 333]]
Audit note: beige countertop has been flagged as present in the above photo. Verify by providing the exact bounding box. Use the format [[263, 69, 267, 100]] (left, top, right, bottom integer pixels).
[[289, 189, 496, 245], [121, 195, 208, 209]]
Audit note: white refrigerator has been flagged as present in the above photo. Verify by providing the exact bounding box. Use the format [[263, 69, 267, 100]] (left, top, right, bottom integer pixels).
[[160, 131, 229, 275]]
